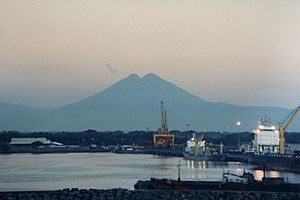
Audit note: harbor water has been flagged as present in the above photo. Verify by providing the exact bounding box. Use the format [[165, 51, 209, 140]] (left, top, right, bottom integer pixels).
[[0, 153, 299, 191]]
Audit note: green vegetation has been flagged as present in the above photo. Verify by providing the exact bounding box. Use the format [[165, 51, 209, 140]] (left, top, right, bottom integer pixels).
[[0, 130, 299, 147]]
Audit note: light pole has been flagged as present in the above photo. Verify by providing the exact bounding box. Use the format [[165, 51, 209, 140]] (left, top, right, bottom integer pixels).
[[236, 121, 241, 150], [186, 124, 190, 140], [220, 125, 226, 154]]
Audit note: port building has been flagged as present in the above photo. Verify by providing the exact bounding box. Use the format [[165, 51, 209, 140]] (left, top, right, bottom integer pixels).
[[10, 137, 64, 147]]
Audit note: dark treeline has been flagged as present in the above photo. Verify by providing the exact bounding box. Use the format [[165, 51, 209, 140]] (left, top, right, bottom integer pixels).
[[0, 130, 299, 147]]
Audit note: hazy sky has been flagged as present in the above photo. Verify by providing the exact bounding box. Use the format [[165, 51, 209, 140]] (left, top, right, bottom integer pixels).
[[1, 0, 300, 109]]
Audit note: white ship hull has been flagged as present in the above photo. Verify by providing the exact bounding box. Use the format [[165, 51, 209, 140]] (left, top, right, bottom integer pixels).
[[183, 152, 225, 161]]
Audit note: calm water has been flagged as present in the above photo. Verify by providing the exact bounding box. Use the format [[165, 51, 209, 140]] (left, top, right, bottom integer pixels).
[[0, 153, 299, 191]]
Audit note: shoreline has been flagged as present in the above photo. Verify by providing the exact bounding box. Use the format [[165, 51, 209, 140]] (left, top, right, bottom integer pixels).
[[0, 148, 184, 157], [0, 147, 110, 154]]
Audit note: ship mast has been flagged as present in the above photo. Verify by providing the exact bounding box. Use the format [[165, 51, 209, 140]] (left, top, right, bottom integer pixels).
[[177, 161, 181, 182]]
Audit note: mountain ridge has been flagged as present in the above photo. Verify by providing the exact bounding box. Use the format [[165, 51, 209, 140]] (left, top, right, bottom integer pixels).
[[0, 73, 298, 131]]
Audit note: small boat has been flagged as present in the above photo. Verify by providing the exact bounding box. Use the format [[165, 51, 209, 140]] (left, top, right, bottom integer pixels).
[[134, 162, 300, 192]]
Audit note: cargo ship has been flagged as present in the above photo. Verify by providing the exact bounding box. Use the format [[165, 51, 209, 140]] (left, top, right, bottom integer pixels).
[[247, 114, 300, 172], [249, 152, 300, 172], [183, 133, 225, 161]]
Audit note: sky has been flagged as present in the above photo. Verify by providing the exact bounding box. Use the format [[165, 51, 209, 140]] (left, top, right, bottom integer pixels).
[[1, 0, 300, 109]]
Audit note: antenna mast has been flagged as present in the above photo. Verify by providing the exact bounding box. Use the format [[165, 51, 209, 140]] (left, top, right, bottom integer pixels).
[[164, 110, 168, 131], [161, 101, 165, 130]]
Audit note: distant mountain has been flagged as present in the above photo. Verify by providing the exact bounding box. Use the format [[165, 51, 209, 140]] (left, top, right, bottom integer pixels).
[[0, 102, 48, 131], [0, 73, 299, 131]]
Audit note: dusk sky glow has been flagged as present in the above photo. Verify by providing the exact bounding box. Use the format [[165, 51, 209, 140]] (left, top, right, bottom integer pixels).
[[1, 0, 300, 109]]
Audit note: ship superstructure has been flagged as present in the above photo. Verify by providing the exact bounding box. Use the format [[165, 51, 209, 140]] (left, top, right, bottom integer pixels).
[[252, 116, 279, 154], [185, 133, 206, 155], [183, 132, 225, 161]]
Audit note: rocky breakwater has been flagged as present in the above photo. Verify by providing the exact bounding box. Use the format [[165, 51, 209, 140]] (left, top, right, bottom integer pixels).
[[1, 188, 299, 200]]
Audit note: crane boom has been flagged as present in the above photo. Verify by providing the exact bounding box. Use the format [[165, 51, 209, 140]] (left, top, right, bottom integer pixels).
[[199, 132, 205, 141], [279, 105, 300, 154], [284, 105, 300, 131]]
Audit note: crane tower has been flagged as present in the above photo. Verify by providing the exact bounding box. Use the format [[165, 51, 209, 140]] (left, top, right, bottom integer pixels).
[[153, 101, 175, 148]]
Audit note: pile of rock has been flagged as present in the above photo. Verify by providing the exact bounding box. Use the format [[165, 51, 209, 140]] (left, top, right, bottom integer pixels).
[[1, 188, 299, 200]]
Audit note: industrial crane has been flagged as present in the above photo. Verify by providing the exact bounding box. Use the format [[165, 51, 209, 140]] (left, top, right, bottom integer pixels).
[[279, 105, 300, 154], [153, 101, 175, 148]]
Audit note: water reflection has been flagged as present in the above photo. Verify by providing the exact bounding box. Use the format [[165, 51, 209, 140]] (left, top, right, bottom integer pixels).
[[183, 159, 290, 182], [154, 156, 176, 170], [269, 170, 280, 177], [185, 160, 229, 169], [0, 153, 299, 191], [254, 170, 264, 180], [253, 170, 281, 180]]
